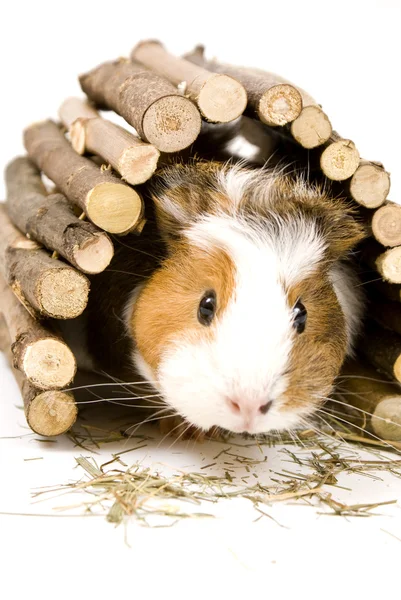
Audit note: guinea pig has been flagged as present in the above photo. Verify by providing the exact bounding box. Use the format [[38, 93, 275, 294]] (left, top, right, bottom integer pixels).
[[82, 160, 366, 436]]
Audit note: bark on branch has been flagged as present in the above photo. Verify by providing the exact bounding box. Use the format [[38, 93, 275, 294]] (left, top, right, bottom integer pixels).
[[184, 45, 332, 148], [5, 156, 114, 274], [0, 204, 89, 319], [0, 273, 76, 389], [0, 317, 77, 436], [79, 58, 202, 153], [59, 97, 160, 185], [132, 40, 247, 124]]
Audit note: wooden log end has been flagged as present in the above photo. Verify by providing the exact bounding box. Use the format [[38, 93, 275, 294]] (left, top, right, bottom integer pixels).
[[197, 74, 247, 123], [350, 163, 391, 208], [376, 246, 401, 284], [21, 338, 76, 390], [258, 84, 302, 127], [72, 232, 114, 274], [70, 119, 87, 155], [372, 203, 401, 247], [372, 397, 401, 441], [290, 105, 332, 149], [320, 138, 360, 181], [142, 95, 201, 153], [38, 268, 90, 319], [119, 144, 160, 185], [26, 389, 77, 436], [85, 182, 143, 234]]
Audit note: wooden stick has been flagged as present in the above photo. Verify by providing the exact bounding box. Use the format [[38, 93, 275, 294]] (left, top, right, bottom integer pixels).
[[339, 360, 401, 441], [79, 58, 202, 153], [0, 205, 89, 319], [371, 201, 401, 247], [131, 40, 247, 124], [360, 321, 401, 383], [184, 45, 332, 147], [349, 160, 390, 208], [362, 240, 401, 284], [0, 273, 76, 389], [320, 133, 360, 181], [59, 97, 160, 185], [24, 120, 143, 235], [0, 318, 77, 436], [5, 156, 114, 274]]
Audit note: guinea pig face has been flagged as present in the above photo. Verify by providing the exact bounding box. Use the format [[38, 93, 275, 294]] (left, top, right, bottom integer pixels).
[[129, 164, 365, 435]]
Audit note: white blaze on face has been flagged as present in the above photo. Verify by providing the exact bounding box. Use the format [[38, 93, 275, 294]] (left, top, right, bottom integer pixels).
[[156, 214, 327, 434]]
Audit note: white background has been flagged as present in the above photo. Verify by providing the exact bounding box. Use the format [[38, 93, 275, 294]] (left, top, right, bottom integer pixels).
[[1, 1, 401, 598]]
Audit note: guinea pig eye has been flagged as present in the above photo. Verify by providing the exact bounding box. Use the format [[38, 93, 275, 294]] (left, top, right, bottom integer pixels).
[[293, 300, 307, 334], [198, 291, 217, 326]]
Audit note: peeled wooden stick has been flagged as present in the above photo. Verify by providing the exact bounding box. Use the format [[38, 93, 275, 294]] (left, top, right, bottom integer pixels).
[[24, 120, 143, 235], [184, 45, 332, 147], [362, 240, 401, 284], [320, 133, 360, 181], [131, 40, 247, 124], [0, 318, 77, 436], [361, 321, 401, 383], [79, 58, 202, 153], [339, 360, 401, 441], [349, 160, 390, 208], [371, 201, 401, 247], [0, 205, 89, 319], [5, 156, 114, 274], [59, 97, 160, 185], [0, 274, 76, 389]]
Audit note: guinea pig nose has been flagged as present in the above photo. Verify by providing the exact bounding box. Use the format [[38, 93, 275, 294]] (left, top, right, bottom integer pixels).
[[259, 400, 272, 415], [226, 397, 272, 416]]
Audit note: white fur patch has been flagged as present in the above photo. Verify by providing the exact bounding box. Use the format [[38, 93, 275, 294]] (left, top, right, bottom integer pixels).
[[186, 214, 326, 290]]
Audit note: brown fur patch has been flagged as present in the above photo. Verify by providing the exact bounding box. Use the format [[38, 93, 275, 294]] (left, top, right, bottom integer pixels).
[[131, 242, 236, 373], [282, 269, 347, 414]]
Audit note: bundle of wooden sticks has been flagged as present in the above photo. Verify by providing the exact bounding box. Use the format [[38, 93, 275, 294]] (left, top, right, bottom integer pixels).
[[1, 40, 400, 442]]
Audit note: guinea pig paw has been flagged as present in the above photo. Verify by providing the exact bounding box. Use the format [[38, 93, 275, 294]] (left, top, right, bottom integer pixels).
[[158, 415, 206, 442]]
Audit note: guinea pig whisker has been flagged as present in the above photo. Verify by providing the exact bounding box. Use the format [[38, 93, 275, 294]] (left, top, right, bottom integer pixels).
[[333, 388, 375, 397], [157, 419, 192, 449], [352, 276, 384, 288], [166, 421, 196, 451], [303, 415, 349, 447], [105, 269, 150, 279], [296, 418, 333, 442], [335, 375, 401, 386], [123, 408, 174, 437], [66, 397, 164, 407], [315, 406, 401, 453], [63, 380, 159, 393], [286, 428, 307, 449], [328, 395, 401, 431], [112, 235, 164, 260]]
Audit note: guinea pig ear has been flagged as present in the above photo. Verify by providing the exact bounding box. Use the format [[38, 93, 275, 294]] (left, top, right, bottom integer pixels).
[[150, 190, 192, 242], [324, 212, 367, 261], [149, 163, 217, 243]]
